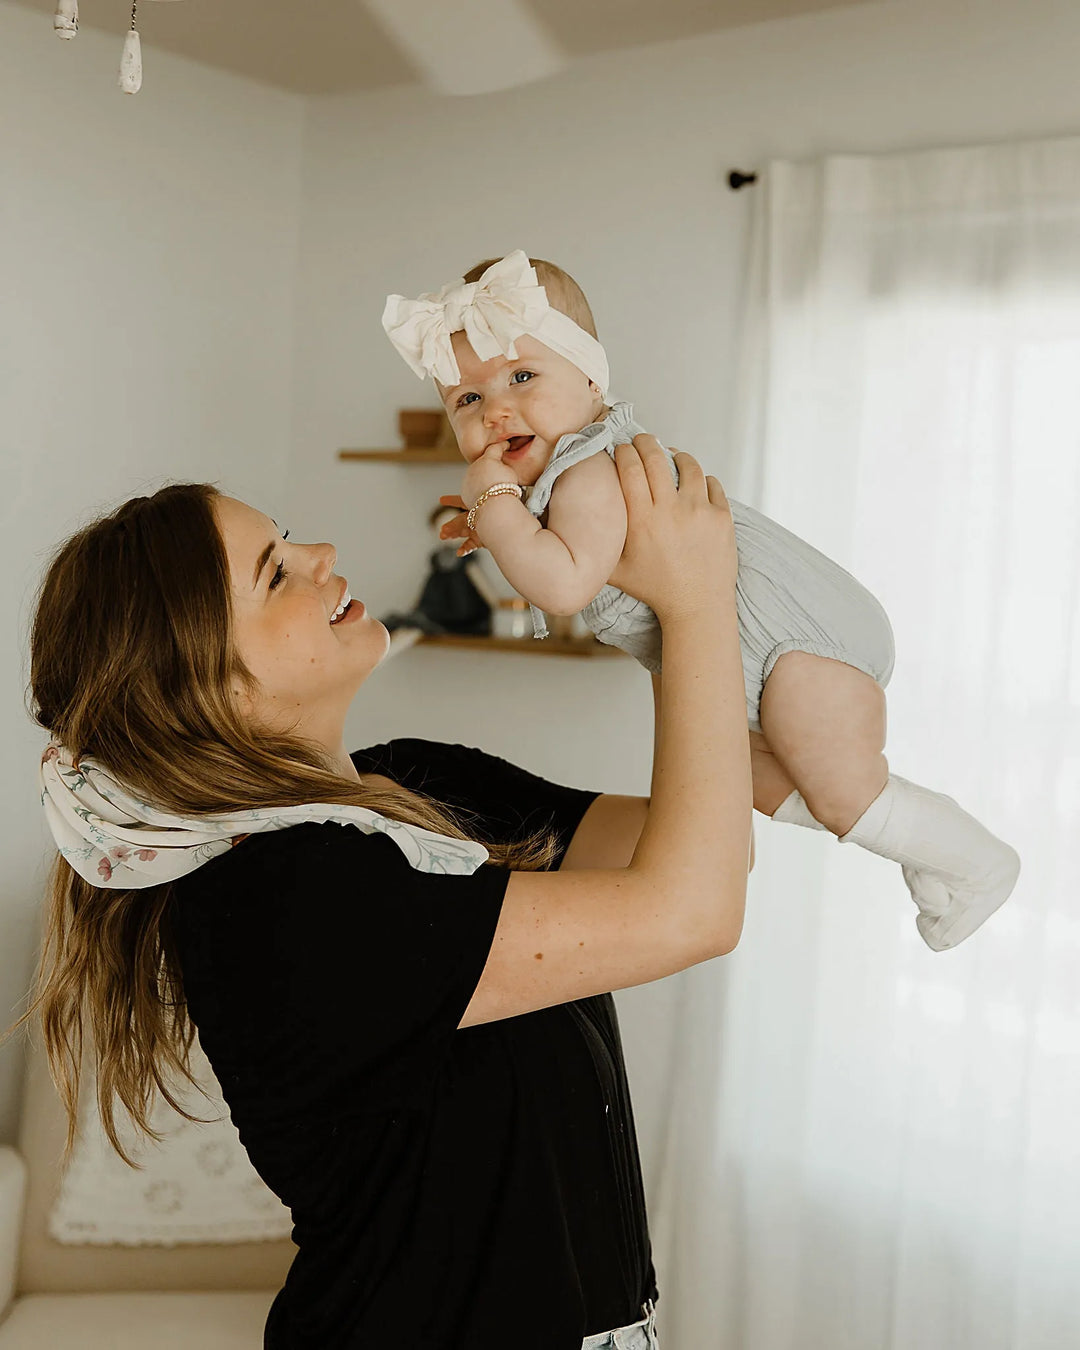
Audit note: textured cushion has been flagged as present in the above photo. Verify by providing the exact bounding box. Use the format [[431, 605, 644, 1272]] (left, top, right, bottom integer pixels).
[[0, 1291, 276, 1349], [0, 1149, 27, 1319], [17, 1037, 295, 1294], [49, 1038, 291, 1247]]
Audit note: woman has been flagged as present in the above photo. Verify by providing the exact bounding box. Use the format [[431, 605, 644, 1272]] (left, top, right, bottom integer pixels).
[[20, 436, 751, 1349]]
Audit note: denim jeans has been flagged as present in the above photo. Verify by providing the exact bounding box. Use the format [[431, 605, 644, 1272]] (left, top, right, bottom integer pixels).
[[580, 1299, 659, 1350]]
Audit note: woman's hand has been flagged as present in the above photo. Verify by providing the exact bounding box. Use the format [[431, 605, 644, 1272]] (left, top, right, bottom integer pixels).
[[606, 434, 736, 622]]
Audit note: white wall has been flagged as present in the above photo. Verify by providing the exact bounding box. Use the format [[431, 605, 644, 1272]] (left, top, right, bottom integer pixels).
[[287, 0, 1080, 765], [4, 0, 1080, 1167], [0, 2, 304, 1141], [283, 0, 1080, 1168]]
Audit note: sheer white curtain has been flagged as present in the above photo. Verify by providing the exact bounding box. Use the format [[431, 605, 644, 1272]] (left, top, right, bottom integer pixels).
[[649, 137, 1080, 1350]]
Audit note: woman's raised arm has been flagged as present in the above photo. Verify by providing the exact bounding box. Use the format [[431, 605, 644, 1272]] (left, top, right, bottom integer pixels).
[[460, 435, 751, 1028], [559, 677, 756, 874]]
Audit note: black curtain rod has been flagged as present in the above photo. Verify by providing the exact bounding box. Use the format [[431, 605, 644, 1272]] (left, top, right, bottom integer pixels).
[[727, 170, 758, 191]]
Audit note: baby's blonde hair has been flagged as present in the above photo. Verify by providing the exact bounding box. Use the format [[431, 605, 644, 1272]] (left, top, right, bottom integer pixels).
[[463, 256, 598, 339]]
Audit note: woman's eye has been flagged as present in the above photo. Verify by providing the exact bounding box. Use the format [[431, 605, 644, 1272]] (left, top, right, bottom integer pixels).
[[267, 529, 290, 590], [456, 392, 480, 409], [510, 370, 535, 385]]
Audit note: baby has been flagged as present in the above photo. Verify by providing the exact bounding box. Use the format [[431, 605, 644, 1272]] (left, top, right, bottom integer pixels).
[[382, 251, 1020, 951]]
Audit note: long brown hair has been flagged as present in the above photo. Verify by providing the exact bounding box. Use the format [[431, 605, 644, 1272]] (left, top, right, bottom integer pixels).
[[9, 483, 554, 1166]]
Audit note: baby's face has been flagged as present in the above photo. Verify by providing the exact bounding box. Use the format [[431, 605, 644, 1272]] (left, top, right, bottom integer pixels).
[[437, 332, 605, 486]]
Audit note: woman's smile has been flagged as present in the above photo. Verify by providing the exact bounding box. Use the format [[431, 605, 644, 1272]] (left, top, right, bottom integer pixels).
[[214, 495, 390, 752], [331, 596, 366, 627]]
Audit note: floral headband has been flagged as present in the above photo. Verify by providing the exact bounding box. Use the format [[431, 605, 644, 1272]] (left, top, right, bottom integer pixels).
[[39, 744, 489, 889]]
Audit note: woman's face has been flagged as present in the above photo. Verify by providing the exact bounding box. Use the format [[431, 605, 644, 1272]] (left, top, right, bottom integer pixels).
[[214, 496, 389, 752]]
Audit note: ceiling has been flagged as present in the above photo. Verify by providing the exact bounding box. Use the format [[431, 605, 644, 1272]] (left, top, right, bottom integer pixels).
[[10, 0, 872, 95]]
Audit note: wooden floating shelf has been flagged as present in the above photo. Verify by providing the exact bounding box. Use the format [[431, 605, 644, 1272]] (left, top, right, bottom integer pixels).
[[417, 633, 626, 659], [338, 447, 461, 464]]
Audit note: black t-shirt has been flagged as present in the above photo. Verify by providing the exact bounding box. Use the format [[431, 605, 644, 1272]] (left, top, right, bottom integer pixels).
[[169, 739, 658, 1349]]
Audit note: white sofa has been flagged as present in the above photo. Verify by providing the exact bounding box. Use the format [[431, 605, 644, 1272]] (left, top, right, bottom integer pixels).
[[0, 1039, 295, 1348]]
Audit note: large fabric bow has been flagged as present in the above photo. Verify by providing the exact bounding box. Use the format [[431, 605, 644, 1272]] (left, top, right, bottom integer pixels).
[[382, 250, 609, 394], [39, 744, 490, 889]]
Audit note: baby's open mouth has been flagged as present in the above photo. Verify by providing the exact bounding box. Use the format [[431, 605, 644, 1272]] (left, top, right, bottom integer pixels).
[[505, 435, 534, 456]]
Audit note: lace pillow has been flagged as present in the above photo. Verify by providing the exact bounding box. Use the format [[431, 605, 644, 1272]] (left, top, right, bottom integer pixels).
[[48, 1038, 292, 1246]]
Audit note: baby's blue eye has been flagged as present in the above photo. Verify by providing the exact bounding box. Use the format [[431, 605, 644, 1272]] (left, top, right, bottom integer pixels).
[[510, 370, 535, 385], [456, 392, 480, 409]]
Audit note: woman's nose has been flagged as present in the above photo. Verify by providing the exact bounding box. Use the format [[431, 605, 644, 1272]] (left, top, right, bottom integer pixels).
[[310, 542, 337, 585]]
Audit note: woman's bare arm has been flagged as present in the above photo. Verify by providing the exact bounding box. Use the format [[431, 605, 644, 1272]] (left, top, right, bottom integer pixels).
[[460, 439, 752, 1028], [561, 676, 754, 874], [560, 795, 650, 871]]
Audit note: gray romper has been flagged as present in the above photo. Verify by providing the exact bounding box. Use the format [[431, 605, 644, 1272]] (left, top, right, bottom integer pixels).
[[524, 401, 895, 733]]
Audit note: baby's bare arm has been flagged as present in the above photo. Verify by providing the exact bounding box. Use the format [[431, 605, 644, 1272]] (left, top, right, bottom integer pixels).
[[475, 453, 628, 615]]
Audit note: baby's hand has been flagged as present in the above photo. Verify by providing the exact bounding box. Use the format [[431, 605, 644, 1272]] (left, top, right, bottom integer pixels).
[[461, 440, 521, 508], [438, 495, 482, 557]]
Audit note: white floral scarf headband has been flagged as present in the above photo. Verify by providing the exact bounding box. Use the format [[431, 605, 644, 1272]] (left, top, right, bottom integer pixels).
[[39, 744, 489, 889], [382, 249, 610, 395]]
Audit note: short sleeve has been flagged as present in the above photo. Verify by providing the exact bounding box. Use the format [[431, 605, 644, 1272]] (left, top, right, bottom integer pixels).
[[350, 739, 600, 862], [173, 820, 509, 1114]]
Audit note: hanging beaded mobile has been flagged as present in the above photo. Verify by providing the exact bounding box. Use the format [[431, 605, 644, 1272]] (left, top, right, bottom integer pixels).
[[53, 0, 78, 39], [118, 0, 143, 93], [52, 0, 183, 94]]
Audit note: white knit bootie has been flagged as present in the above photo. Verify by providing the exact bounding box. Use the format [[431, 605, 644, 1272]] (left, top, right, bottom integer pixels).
[[838, 774, 1020, 951]]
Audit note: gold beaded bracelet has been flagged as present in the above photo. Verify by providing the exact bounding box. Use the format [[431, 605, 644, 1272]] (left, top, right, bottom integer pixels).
[[466, 482, 524, 534]]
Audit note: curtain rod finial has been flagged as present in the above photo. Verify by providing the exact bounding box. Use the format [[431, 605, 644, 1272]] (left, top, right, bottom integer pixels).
[[728, 170, 758, 191]]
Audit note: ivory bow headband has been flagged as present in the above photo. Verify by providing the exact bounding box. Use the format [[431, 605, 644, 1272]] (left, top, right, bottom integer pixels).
[[39, 744, 489, 889], [382, 250, 610, 396]]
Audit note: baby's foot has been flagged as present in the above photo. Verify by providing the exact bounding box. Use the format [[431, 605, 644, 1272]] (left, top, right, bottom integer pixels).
[[837, 774, 1021, 950], [901, 845, 1021, 951]]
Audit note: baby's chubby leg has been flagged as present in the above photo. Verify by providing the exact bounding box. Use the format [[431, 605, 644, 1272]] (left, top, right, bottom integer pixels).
[[758, 651, 889, 836], [758, 651, 1020, 950], [748, 731, 800, 817]]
